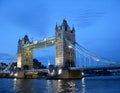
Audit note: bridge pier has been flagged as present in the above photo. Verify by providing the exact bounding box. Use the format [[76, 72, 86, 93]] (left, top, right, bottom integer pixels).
[[16, 70, 40, 79], [16, 71, 24, 78], [59, 69, 83, 79], [48, 67, 83, 79]]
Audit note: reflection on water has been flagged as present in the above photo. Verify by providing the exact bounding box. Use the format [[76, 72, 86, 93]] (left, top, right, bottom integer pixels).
[[82, 78, 85, 93], [13, 79, 81, 93], [1, 76, 120, 93], [57, 80, 76, 93], [47, 80, 78, 93], [13, 78, 34, 93]]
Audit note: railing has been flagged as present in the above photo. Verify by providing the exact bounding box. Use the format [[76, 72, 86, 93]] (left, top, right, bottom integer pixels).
[[69, 65, 120, 70], [24, 69, 49, 73]]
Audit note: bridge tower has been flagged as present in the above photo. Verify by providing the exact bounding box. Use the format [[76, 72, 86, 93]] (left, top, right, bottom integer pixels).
[[55, 19, 76, 68], [17, 35, 33, 70]]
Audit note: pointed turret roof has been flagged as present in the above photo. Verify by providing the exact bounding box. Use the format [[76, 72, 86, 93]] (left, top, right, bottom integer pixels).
[[72, 25, 75, 31], [62, 19, 68, 28], [55, 22, 58, 30], [23, 34, 30, 43]]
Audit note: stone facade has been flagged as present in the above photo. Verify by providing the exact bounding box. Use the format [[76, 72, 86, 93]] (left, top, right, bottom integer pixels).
[[17, 35, 33, 70], [17, 19, 76, 71], [55, 19, 76, 68]]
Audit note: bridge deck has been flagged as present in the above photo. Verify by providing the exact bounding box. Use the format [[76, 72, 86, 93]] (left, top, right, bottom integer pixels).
[[23, 36, 56, 50], [69, 65, 120, 70]]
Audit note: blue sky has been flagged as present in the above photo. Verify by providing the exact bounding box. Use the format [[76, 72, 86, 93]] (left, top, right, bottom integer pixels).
[[0, 0, 120, 65]]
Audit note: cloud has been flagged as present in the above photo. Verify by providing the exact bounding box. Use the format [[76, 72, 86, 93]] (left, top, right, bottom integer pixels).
[[73, 9, 105, 29]]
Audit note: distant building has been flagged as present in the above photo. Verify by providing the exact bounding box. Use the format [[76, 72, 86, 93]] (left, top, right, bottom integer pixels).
[[33, 59, 46, 69]]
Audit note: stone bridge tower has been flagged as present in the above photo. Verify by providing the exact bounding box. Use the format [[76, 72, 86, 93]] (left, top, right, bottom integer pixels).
[[17, 35, 33, 70], [55, 19, 76, 68]]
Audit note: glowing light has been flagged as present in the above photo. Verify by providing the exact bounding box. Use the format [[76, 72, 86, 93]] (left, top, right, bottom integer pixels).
[[68, 45, 72, 48], [58, 79, 61, 82], [82, 78, 85, 87], [50, 70, 55, 76], [14, 78, 17, 81], [82, 72, 84, 76], [14, 73, 18, 77], [58, 69, 62, 75], [82, 77, 85, 93]]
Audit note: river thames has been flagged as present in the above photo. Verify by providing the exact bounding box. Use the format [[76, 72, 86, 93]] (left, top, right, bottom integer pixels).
[[0, 76, 120, 93]]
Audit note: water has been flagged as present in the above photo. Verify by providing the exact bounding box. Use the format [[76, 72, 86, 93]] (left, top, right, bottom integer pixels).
[[0, 76, 120, 93]]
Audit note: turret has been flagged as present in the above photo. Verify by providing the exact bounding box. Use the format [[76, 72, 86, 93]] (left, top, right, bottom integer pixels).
[[72, 25, 75, 31], [71, 25, 75, 34], [22, 35, 30, 45], [56, 19, 76, 68], [55, 23, 58, 30], [62, 19, 68, 27], [17, 35, 33, 70]]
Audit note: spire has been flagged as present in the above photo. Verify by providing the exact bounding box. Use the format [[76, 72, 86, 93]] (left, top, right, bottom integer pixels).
[[24, 34, 28, 39], [18, 38, 22, 44], [72, 25, 75, 31], [22, 34, 30, 44], [55, 22, 58, 30], [24, 35, 29, 41], [61, 19, 69, 31], [18, 38, 20, 41], [62, 19, 68, 27]]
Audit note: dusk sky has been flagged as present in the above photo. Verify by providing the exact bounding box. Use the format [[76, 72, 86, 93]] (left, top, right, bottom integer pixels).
[[0, 0, 120, 65]]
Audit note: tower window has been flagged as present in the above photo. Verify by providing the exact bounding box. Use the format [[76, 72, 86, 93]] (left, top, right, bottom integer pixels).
[[71, 31, 73, 33], [65, 27, 67, 31]]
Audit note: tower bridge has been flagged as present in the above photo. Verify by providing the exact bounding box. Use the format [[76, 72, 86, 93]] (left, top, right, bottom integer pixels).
[[2, 19, 120, 79], [17, 19, 76, 70]]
